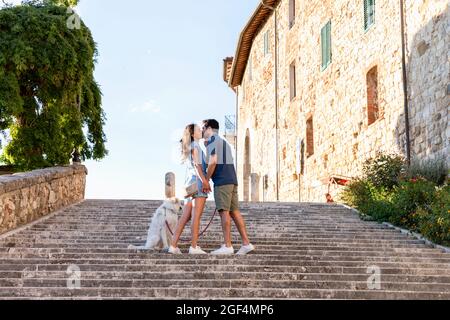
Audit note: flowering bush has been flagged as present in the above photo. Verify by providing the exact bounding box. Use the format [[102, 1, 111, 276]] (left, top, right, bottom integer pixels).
[[416, 186, 450, 246], [340, 153, 449, 246]]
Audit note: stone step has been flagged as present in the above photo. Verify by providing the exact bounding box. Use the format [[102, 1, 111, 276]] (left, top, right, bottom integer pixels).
[[0, 240, 441, 252], [3, 270, 450, 283], [1, 234, 424, 243], [0, 287, 448, 300], [0, 258, 449, 271], [1, 264, 449, 275], [1, 278, 450, 293], [1, 247, 447, 259], [3, 252, 450, 264], [4, 248, 449, 262], [1, 199, 449, 300]]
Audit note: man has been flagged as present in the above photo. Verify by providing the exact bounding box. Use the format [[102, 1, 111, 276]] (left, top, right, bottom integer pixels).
[[202, 119, 255, 255]]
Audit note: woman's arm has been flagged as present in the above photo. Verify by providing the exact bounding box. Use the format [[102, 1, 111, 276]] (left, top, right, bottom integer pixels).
[[192, 148, 208, 183]]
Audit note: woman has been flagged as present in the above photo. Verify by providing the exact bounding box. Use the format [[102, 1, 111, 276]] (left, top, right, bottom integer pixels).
[[168, 123, 210, 254]]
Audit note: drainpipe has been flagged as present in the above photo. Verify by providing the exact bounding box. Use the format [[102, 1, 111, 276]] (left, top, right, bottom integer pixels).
[[261, 0, 280, 201], [235, 88, 239, 176], [400, 0, 411, 165]]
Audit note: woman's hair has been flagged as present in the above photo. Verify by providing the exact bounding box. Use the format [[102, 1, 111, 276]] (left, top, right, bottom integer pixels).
[[180, 124, 196, 162]]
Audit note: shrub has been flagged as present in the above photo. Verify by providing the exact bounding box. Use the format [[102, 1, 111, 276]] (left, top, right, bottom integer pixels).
[[339, 178, 395, 222], [417, 186, 450, 246], [405, 159, 448, 186], [340, 152, 449, 247], [390, 178, 436, 231], [363, 153, 405, 190], [339, 179, 372, 209]]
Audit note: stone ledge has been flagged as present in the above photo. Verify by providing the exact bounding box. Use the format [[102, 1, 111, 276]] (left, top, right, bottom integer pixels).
[[0, 165, 87, 194], [0, 165, 87, 235]]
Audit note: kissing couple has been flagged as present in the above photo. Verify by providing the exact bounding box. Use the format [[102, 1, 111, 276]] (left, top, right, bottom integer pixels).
[[168, 119, 255, 255]]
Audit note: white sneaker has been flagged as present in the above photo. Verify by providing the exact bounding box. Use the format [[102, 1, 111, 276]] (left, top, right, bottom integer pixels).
[[236, 244, 255, 255], [211, 245, 234, 255], [189, 246, 207, 255], [168, 246, 182, 255]]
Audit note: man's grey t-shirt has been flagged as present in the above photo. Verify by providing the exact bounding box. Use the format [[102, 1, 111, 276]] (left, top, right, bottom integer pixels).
[[205, 133, 238, 187]]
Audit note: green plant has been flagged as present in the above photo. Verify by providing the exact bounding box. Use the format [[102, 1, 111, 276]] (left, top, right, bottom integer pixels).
[[405, 159, 448, 186], [416, 185, 450, 246], [390, 178, 437, 231], [0, 1, 107, 171], [339, 178, 396, 221], [339, 179, 373, 209], [363, 153, 405, 190], [340, 151, 449, 247]]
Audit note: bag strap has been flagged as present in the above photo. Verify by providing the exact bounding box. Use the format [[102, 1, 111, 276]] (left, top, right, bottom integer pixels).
[[190, 145, 199, 181]]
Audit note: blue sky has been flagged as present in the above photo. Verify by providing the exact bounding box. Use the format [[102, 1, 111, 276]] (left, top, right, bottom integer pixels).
[[69, 0, 260, 199]]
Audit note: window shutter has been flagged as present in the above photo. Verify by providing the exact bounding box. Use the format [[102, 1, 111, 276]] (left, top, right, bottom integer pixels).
[[321, 21, 331, 69], [289, 0, 296, 28], [364, 0, 375, 31], [321, 25, 326, 68], [290, 63, 296, 100], [369, 0, 375, 26], [327, 21, 331, 64], [364, 0, 368, 30]]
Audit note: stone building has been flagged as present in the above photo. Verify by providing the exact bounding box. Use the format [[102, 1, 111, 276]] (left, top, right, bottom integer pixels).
[[223, 0, 449, 202]]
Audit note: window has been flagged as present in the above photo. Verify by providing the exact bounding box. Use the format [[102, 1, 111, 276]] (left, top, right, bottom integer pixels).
[[321, 21, 332, 70], [289, 62, 296, 100], [289, 0, 296, 29], [364, 0, 376, 31], [367, 66, 379, 125], [306, 117, 314, 157], [264, 30, 270, 56]]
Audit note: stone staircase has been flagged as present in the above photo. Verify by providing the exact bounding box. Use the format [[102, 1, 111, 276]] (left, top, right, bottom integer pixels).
[[0, 199, 449, 300]]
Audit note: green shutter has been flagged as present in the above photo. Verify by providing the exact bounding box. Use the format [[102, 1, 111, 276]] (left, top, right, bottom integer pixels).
[[326, 21, 331, 64], [321, 21, 331, 70], [321, 25, 326, 68], [364, 0, 375, 31], [369, 0, 375, 26], [364, 0, 368, 30]]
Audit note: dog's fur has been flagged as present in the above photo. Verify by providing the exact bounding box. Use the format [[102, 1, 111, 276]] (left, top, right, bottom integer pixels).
[[128, 198, 182, 250]]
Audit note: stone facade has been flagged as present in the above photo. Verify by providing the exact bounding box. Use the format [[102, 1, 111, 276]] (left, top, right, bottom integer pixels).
[[0, 165, 87, 235], [232, 0, 449, 202]]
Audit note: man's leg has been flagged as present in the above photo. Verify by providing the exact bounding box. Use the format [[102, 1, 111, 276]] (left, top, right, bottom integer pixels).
[[219, 210, 232, 247], [229, 185, 254, 254], [230, 210, 250, 246]]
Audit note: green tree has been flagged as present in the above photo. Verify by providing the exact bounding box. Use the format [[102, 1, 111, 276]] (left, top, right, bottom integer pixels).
[[0, 0, 107, 171]]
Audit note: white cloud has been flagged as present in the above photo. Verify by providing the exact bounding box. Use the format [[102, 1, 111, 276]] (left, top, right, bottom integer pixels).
[[130, 100, 161, 114]]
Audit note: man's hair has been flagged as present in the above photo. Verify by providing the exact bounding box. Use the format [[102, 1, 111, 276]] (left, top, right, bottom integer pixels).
[[203, 119, 220, 130]]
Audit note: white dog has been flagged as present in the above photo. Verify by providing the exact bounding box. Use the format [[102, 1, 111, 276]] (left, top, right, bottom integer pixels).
[[128, 198, 182, 250]]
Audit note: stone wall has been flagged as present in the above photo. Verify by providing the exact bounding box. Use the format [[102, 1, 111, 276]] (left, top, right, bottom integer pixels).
[[235, 0, 449, 203], [405, 1, 449, 164], [0, 165, 87, 235]]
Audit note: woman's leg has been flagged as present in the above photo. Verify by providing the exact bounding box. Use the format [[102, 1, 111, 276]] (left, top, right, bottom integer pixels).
[[170, 201, 193, 248], [191, 197, 207, 248]]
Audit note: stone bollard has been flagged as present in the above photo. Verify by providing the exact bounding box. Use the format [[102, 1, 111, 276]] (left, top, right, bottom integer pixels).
[[251, 173, 260, 202], [165, 172, 176, 198]]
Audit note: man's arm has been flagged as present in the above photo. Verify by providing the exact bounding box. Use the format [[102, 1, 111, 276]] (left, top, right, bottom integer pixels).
[[206, 154, 217, 181], [204, 154, 217, 192]]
